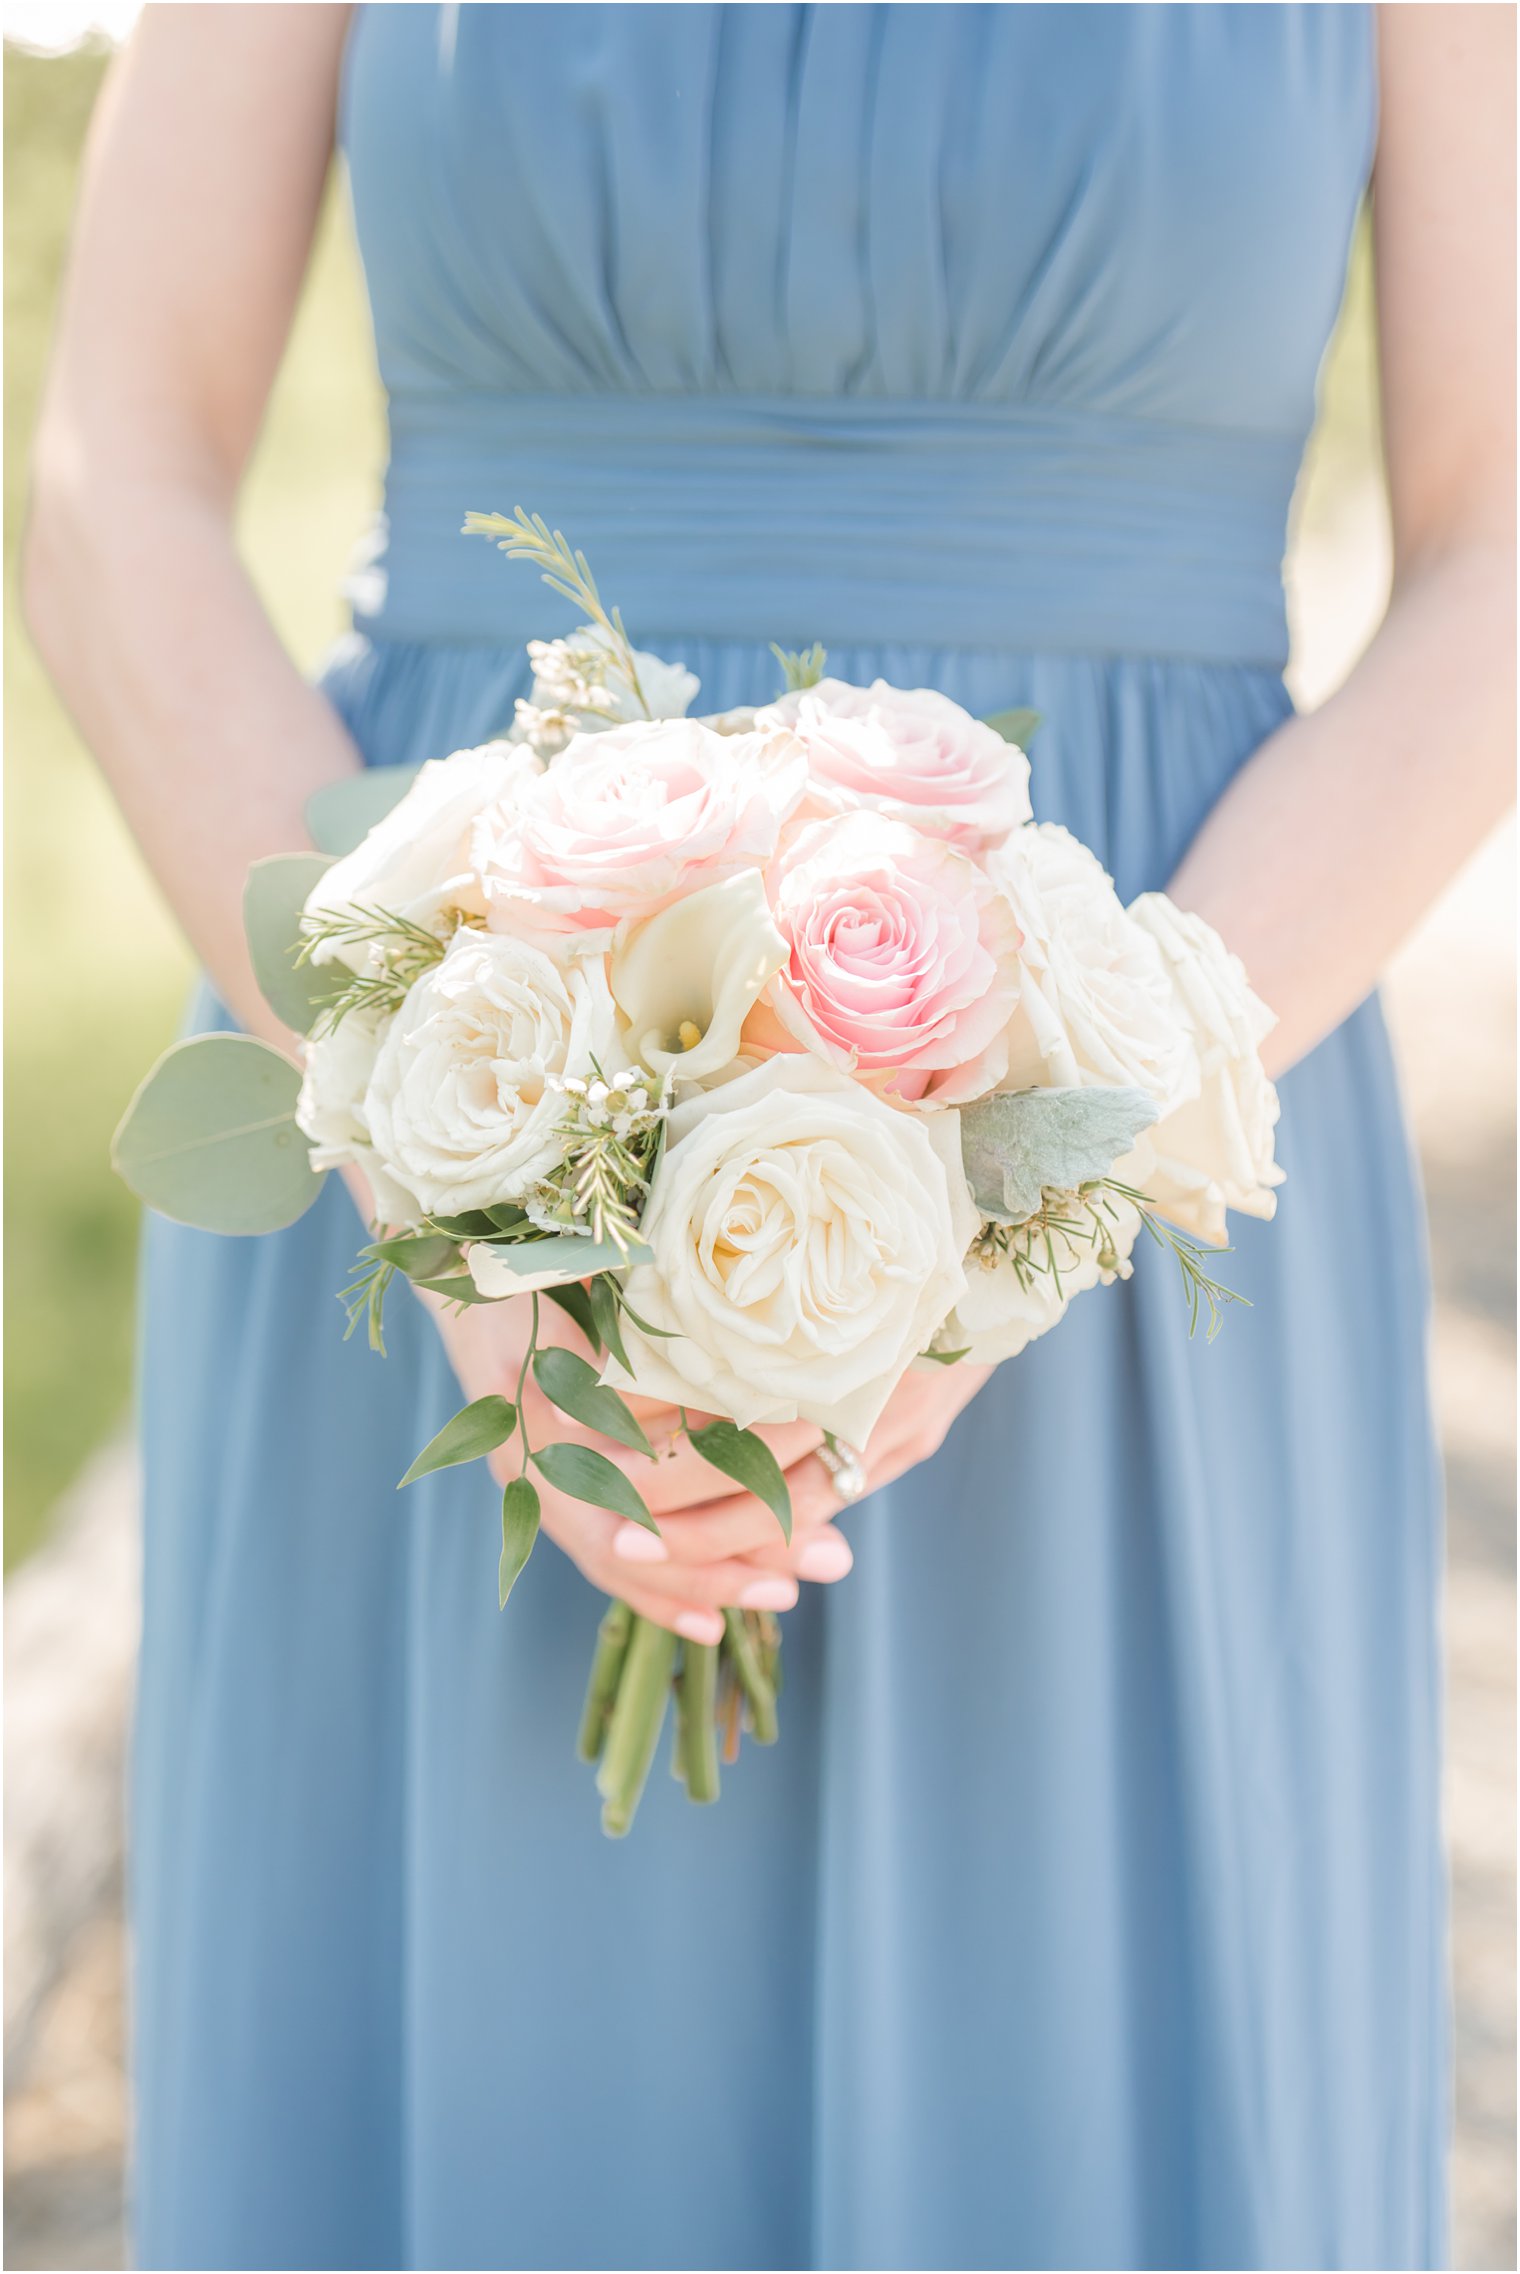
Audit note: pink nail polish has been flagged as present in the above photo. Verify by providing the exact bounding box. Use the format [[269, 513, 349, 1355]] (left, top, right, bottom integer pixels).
[[675, 1610, 725, 1645], [739, 1577, 799, 1612], [612, 1524, 668, 1563], [796, 1533, 854, 1583]]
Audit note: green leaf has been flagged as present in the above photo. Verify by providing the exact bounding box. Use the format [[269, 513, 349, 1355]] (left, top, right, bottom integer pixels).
[[958, 1086, 1159, 1226], [687, 1421, 793, 1543], [112, 1034, 324, 1236], [531, 1441, 657, 1531], [532, 1347, 653, 1458], [982, 706, 1042, 748], [919, 1345, 971, 1366], [498, 1477, 541, 1608], [544, 1280, 600, 1352], [244, 854, 336, 1034], [614, 1293, 682, 1339], [467, 1234, 653, 1296], [366, 1232, 459, 1279], [305, 765, 420, 856], [398, 1394, 516, 1487], [409, 1272, 500, 1306], [426, 1209, 522, 1241], [588, 1275, 630, 1371]]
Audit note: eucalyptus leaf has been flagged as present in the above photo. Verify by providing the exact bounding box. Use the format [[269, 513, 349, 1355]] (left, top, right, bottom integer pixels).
[[244, 854, 335, 1034], [398, 1394, 517, 1487], [982, 706, 1042, 748], [305, 765, 420, 856], [112, 1034, 324, 1236], [498, 1477, 541, 1608], [687, 1421, 793, 1542], [959, 1086, 1158, 1226], [533, 1347, 653, 1458], [467, 1234, 653, 1298], [531, 1442, 656, 1532]]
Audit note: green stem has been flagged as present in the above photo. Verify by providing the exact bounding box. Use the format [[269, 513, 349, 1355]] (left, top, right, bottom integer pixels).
[[576, 1597, 634, 1764], [722, 1608, 778, 1746], [514, 1292, 540, 1477], [678, 1641, 721, 1803], [596, 1615, 678, 1836]]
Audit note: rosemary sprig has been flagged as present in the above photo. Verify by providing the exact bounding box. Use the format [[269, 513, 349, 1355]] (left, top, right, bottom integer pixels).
[[979, 1177, 1246, 1343], [463, 508, 651, 720], [297, 903, 457, 1032], [339, 1252, 395, 1355], [769, 641, 827, 693]]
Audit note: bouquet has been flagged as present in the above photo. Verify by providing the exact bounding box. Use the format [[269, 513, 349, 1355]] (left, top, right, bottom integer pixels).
[[115, 511, 1283, 1834]]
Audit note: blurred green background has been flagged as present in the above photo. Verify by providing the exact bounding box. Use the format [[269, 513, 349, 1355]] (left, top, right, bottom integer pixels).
[[1, 38, 1379, 1569]]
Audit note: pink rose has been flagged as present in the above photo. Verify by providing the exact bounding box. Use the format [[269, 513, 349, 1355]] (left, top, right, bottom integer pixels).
[[472, 718, 807, 933], [759, 678, 1031, 849], [764, 810, 1024, 1105]]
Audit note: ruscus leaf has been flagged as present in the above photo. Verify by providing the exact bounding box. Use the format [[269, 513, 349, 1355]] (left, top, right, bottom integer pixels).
[[545, 1280, 600, 1353], [398, 1395, 517, 1488], [498, 1478, 541, 1608], [687, 1421, 793, 1543], [531, 1441, 657, 1531], [532, 1347, 653, 1458]]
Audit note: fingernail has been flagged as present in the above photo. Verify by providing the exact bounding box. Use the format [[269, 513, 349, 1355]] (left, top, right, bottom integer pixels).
[[739, 1577, 799, 1612], [796, 1533, 854, 1583], [612, 1523, 668, 1564], [675, 1610, 725, 1645]]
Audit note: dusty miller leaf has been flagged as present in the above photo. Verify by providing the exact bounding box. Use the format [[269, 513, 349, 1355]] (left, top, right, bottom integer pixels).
[[958, 1087, 1158, 1225]]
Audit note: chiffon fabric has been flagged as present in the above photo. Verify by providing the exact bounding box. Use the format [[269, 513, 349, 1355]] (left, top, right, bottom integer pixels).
[[131, 8, 1446, 2267]]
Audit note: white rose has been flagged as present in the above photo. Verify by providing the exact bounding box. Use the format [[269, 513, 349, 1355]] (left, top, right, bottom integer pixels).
[[294, 1011, 421, 1229], [604, 1056, 977, 1444], [987, 825, 1199, 1113], [945, 1195, 1143, 1364], [757, 677, 1032, 847], [1123, 895, 1284, 1245], [303, 742, 540, 970], [362, 930, 618, 1216]]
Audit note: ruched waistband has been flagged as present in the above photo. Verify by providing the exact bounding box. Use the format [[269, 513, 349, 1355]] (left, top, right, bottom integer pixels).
[[345, 394, 1301, 667]]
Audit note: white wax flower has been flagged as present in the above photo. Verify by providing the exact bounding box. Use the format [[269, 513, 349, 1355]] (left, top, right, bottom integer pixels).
[[362, 930, 618, 1216], [604, 1055, 978, 1444], [944, 1194, 1144, 1365], [1122, 894, 1284, 1245]]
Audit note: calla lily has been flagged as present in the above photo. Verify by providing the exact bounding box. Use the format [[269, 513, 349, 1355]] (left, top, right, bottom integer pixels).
[[610, 870, 788, 1086]]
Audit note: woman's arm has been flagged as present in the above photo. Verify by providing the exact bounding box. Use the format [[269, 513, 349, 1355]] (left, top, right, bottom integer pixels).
[[1168, 3, 1514, 1076], [22, 2, 361, 1045]]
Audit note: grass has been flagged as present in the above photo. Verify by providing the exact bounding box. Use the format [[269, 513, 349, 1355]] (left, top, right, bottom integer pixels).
[[1, 41, 1381, 1570]]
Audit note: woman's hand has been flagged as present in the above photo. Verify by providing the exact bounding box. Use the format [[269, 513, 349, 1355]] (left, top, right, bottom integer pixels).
[[419, 1283, 851, 1638], [606, 1358, 995, 1570]]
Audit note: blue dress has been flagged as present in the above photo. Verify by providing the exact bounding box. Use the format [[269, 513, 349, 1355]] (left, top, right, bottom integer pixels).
[[131, 9, 1447, 2268]]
